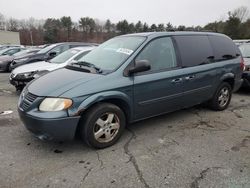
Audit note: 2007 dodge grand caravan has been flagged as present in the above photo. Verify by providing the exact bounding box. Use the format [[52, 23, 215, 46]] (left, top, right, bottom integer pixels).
[[18, 32, 244, 148]]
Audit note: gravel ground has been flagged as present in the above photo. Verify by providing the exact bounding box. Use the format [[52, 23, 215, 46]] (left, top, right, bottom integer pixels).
[[0, 72, 250, 188]]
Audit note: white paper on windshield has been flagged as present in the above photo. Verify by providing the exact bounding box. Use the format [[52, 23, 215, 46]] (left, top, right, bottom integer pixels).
[[116, 48, 133, 55]]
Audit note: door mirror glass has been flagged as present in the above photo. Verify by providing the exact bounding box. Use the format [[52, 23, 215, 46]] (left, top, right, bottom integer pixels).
[[128, 60, 151, 75]]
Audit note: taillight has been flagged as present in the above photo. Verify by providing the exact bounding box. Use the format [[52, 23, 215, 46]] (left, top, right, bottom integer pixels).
[[240, 57, 245, 71]]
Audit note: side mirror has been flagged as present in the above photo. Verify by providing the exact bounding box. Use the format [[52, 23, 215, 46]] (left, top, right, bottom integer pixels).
[[48, 51, 57, 58], [128, 60, 151, 75]]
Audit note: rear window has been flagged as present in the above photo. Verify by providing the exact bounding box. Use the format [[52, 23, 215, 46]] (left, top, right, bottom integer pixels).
[[208, 35, 237, 61], [174, 35, 213, 67]]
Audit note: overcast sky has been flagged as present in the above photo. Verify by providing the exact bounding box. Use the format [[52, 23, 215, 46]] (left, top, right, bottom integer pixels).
[[1, 0, 250, 26]]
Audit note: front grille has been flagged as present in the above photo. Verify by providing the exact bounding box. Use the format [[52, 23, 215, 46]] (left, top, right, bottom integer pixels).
[[21, 91, 37, 111], [25, 92, 37, 103], [22, 100, 30, 110]]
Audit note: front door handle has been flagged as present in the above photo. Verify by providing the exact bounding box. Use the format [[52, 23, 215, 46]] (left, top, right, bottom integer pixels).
[[171, 78, 183, 83], [185, 75, 195, 80]]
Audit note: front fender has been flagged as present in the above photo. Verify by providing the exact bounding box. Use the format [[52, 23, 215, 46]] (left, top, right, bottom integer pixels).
[[75, 90, 132, 118]]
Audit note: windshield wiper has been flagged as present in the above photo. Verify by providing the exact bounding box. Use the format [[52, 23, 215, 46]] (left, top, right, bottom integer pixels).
[[243, 56, 250, 58], [73, 61, 102, 73]]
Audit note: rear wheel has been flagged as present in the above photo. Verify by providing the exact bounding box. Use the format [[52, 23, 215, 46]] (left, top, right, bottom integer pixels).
[[79, 103, 126, 149], [209, 82, 232, 111]]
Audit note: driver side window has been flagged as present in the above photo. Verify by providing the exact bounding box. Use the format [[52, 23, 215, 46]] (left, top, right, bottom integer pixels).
[[135, 37, 177, 72]]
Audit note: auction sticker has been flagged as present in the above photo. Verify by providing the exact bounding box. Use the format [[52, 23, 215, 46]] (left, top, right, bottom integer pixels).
[[116, 48, 133, 55]]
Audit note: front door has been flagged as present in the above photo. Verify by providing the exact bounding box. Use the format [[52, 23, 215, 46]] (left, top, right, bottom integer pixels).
[[132, 37, 184, 120]]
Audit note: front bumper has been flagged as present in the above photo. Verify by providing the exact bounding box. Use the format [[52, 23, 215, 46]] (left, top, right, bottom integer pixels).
[[0, 61, 8, 71], [9, 76, 33, 87], [18, 108, 81, 141]]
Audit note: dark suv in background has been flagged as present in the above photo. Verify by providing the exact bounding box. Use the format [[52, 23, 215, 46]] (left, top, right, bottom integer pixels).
[[18, 32, 243, 149], [10, 42, 98, 70]]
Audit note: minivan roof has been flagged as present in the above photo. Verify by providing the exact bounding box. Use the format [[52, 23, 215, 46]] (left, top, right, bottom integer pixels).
[[122, 31, 228, 38]]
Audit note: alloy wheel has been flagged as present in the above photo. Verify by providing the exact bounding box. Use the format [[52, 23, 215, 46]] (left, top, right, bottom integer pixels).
[[93, 113, 120, 143]]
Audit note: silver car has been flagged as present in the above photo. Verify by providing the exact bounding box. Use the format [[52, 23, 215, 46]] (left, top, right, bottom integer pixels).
[[10, 46, 95, 90]]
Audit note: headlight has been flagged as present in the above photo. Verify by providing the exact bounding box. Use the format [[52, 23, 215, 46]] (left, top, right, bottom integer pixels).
[[39, 98, 73, 111], [24, 72, 32, 77], [19, 71, 35, 78]]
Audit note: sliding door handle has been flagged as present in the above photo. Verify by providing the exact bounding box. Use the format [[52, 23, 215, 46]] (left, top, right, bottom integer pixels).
[[185, 75, 195, 80], [171, 78, 183, 83]]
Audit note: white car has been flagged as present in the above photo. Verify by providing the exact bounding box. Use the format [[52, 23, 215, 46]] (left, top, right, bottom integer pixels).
[[10, 46, 95, 90]]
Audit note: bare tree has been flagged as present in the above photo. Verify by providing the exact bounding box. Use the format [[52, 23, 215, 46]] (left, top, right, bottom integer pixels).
[[6, 18, 19, 31], [0, 13, 6, 30], [232, 6, 249, 22]]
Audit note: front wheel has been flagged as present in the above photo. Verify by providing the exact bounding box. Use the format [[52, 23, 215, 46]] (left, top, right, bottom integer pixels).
[[80, 103, 126, 149], [208, 82, 232, 111], [5, 63, 11, 72]]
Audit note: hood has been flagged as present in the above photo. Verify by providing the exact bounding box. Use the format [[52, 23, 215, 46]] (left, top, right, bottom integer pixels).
[[27, 68, 102, 97], [244, 57, 250, 66], [12, 61, 58, 74], [14, 53, 44, 61], [0, 55, 13, 62]]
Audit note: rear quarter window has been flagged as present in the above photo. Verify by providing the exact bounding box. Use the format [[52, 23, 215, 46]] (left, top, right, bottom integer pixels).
[[174, 35, 214, 67], [208, 35, 238, 61]]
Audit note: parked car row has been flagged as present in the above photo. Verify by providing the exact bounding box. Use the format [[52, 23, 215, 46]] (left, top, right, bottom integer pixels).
[[0, 44, 24, 51], [10, 46, 96, 90], [10, 42, 97, 70], [11, 32, 246, 149], [0, 48, 40, 72]]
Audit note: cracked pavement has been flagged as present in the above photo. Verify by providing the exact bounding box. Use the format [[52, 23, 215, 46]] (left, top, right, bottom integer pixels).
[[1, 72, 250, 188]]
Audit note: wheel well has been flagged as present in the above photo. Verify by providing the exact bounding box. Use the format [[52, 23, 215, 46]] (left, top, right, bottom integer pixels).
[[223, 78, 234, 89], [75, 98, 131, 139], [98, 98, 131, 123]]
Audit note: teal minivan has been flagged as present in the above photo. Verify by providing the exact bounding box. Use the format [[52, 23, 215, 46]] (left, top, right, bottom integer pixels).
[[18, 32, 243, 148]]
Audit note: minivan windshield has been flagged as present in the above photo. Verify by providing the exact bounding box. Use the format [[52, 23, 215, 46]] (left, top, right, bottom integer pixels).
[[77, 36, 146, 71], [37, 44, 57, 54], [50, 48, 80, 64], [239, 44, 250, 58]]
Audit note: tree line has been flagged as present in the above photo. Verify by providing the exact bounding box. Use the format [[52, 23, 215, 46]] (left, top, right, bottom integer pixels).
[[0, 6, 249, 45]]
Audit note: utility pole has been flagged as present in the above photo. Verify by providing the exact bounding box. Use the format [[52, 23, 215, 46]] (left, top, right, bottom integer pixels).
[[30, 30, 33, 46]]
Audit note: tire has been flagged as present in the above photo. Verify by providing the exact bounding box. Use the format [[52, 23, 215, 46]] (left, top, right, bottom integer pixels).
[[208, 82, 232, 111], [79, 103, 126, 149], [15, 85, 24, 91], [7, 63, 12, 72], [5, 63, 11, 72]]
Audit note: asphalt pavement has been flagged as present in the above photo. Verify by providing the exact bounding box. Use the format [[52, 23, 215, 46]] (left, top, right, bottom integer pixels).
[[0, 72, 250, 188]]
